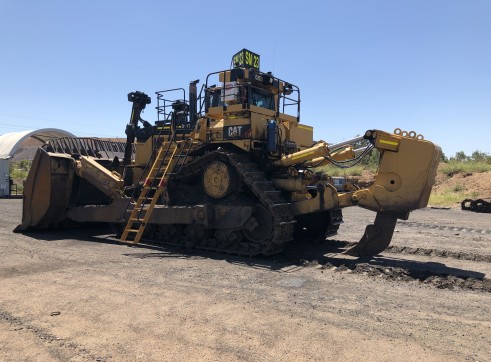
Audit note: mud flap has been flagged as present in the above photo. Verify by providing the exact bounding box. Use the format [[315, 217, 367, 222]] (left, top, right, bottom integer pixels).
[[345, 212, 398, 257]]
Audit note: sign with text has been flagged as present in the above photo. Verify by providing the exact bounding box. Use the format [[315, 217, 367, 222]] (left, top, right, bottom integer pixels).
[[232, 49, 260, 71]]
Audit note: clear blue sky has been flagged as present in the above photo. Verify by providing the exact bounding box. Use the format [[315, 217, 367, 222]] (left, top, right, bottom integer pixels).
[[1, 0, 490, 157]]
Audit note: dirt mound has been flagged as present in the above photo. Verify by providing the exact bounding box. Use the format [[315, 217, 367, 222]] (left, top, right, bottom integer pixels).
[[347, 166, 491, 208], [433, 171, 491, 200]]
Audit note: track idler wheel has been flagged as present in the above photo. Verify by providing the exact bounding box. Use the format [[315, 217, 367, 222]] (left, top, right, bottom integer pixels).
[[345, 212, 398, 257], [243, 205, 274, 243]]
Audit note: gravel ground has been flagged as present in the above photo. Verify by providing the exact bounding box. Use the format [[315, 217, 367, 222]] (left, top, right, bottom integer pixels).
[[1, 199, 490, 361]]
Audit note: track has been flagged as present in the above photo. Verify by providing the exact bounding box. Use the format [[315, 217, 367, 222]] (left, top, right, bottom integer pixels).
[[144, 150, 296, 256]]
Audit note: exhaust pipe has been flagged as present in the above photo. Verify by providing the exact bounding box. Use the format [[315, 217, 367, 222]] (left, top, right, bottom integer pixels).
[[189, 79, 199, 127]]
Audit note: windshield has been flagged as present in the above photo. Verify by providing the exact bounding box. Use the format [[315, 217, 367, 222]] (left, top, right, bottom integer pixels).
[[249, 87, 275, 111]]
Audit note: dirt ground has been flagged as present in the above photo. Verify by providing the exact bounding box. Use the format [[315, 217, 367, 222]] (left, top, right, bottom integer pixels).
[[1, 199, 490, 361]]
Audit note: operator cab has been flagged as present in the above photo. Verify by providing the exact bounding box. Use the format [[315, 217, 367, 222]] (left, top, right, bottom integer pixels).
[[202, 49, 299, 119], [195, 49, 313, 154]]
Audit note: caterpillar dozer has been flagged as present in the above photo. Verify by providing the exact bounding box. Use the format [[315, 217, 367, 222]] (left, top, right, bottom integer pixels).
[[15, 49, 441, 257]]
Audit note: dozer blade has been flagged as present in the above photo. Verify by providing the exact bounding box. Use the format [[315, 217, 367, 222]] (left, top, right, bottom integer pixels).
[[345, 212, 398, 257], [14, 148, 74, 232]]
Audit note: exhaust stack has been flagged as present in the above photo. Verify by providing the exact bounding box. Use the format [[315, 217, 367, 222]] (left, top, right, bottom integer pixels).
[[189, 79, 199, 127]]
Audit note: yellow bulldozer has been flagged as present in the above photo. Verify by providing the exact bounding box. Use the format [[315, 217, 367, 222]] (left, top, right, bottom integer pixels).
[[15, 49, 441, 257]]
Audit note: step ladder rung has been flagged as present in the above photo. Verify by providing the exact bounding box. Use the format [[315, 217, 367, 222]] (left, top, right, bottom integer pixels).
[[134, 200, 149, 208], [142, 187, 158, 191], [125, 228, 141, 233]]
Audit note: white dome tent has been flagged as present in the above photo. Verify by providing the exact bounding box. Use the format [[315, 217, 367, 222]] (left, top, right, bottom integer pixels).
[[0, 128, 76, 197]]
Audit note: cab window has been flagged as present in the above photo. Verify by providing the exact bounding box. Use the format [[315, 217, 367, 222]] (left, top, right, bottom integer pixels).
[[249, 88, 275, 110]]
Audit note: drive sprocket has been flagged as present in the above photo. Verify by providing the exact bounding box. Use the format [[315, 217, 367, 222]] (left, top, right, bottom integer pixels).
[[202, 161, 238, 199]]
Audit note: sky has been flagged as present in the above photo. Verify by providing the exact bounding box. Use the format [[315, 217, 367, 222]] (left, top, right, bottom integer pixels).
[[0, 0, 490, 157]]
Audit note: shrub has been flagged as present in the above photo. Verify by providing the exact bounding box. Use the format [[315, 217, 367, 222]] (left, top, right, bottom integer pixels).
[[440, 160, 491, 176], [453, 183, 464, 192]]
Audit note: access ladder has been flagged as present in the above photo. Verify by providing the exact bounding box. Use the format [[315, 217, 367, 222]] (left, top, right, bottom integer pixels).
[[120, 138, 192, 244]]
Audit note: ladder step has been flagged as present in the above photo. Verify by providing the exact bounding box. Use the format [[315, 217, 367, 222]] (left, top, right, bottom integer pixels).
[[139, 196, 154, 201], [132, 208, 150, 213], [128, 217, 143, 221], [134, 200, 150, 208], [126, 222, 141, 228], [125, 228, 141, 233]]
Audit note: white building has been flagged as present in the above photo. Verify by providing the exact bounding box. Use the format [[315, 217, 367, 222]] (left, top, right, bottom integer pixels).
[[0, 129, 75, 197]]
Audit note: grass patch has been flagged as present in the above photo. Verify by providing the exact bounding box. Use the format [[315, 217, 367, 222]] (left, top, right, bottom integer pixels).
[[429, 187, 480, 207], [440, 160, 491, 176], [429, 190, 466, 207], [452, 183, 464, 192]]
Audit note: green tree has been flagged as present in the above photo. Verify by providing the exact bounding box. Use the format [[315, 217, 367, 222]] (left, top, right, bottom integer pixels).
[[470, 150, 489, 162], [453, 151, 468, 162], [19, 160, 31, 171]]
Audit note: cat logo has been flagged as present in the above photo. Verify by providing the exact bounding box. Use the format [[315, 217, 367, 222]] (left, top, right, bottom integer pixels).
[[223, 124, 251, 139], [228, 126, 242, 137]]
